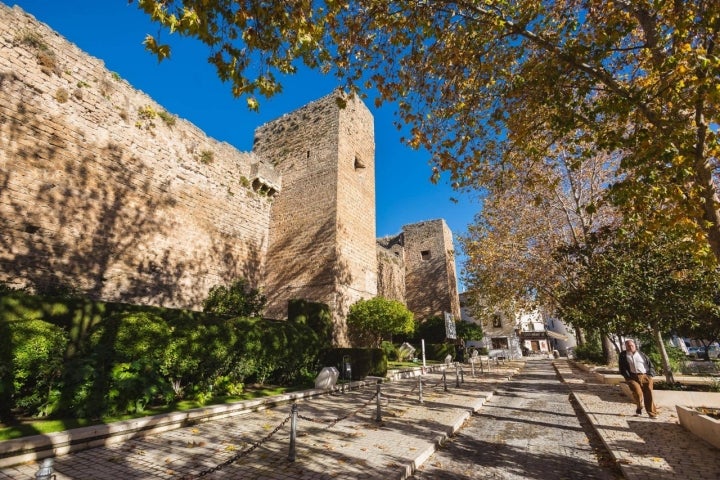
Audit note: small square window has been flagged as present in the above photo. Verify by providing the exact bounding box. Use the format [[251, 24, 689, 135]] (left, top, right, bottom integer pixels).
[[421, 250, 431, 260]]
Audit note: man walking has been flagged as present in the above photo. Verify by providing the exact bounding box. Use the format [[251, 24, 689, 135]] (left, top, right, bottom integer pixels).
[[619, 339, 658, 418]]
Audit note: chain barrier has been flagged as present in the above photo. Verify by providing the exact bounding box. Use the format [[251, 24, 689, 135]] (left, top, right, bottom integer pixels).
[[181, 412, 292, 479], [297, 389, 379, 429], [400, 375, 444, 396], [179, 370, 464, 478]]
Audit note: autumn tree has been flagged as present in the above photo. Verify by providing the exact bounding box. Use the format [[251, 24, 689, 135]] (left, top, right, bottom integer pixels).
[[459, 148, 620, 355], [136, 1, 720, 264]]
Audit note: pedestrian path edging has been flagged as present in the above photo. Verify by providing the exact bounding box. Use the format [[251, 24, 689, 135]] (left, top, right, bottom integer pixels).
[[0, 378, 382, 469]]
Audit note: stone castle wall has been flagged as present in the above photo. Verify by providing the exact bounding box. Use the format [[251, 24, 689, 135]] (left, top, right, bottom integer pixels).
[[376, 235, 406, 304], [402, 219, 461, 321], [253, 92, 377, 344], [0, 4, 276, 308], [0, 5, 460, 340]]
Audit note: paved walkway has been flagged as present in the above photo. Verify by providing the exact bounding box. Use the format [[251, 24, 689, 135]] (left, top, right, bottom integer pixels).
[[410, 360, 622, 479], [2, 358, 719, 479], [555, 360, 720, 480]]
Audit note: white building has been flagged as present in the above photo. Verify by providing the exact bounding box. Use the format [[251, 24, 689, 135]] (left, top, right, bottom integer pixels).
[[459, 292, 576, 358]]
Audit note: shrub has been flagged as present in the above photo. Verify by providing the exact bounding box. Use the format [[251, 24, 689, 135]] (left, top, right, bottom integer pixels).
[[381, 341, 399, 361], [643, 344, 686, 374], [347, 297, 414, 347], [456, 321, 484, 342], [83, 311, 172, 415], [1, 292, 328, 419], [413, 316, 447, 344], [424, 343, 455, 362], [4, 319, 68, 417], [322, 348, 387, 380], [203, 279, 266, 318], [574, 342, 604, 364]]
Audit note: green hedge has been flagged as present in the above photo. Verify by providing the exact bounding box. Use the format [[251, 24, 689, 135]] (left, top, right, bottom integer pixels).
[[0, 292, 333, 420], [424, 343, 456, 362], [322, 348, 387, 380], [1, 318, 68, 417]]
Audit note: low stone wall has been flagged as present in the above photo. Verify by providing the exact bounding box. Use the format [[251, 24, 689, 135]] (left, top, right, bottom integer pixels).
[[676, 405, 720, 450]]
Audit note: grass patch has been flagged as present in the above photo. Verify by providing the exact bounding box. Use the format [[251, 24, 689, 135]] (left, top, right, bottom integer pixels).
[[388, 360, 439, 369], [0, 384, 306, 441]]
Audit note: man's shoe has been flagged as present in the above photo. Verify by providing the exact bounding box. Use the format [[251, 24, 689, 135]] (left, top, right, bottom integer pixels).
[[649, 413, 658, 419], [636, 408, 642, 415]]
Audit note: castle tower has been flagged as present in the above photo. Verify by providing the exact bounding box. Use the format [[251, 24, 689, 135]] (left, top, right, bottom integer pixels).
[[402, 219, 461, 321], [253, 91, 377, 345]]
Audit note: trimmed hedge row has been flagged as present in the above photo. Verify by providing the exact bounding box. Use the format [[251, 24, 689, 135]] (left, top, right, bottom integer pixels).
[[0, 293, 333, 420], [323, 348, 387, 381]]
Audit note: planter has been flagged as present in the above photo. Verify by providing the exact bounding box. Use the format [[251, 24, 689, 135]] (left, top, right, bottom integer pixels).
[[676, 405, 720, 450]]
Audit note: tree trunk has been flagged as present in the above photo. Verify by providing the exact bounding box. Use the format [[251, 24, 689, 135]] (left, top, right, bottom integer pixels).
[[653, 329, 675, 384], [602, 334, 617, 366], [575, 326, 586, 346]]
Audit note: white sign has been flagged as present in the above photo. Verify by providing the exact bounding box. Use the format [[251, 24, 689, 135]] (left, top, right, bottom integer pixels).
[[444, 311, 456, 339]]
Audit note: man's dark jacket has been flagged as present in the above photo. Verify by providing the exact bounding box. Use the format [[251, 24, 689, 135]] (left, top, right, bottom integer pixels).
[[618, 350, 656, 379]]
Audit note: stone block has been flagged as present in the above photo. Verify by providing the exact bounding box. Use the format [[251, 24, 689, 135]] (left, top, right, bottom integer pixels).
[[314, 367, 339, 390]]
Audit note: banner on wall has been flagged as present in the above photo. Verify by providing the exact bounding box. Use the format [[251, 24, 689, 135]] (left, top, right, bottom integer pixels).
[[444, 311, 456, 340]]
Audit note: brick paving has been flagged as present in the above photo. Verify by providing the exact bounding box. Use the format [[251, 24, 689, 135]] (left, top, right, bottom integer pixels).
[[2, 358, 719, 480]]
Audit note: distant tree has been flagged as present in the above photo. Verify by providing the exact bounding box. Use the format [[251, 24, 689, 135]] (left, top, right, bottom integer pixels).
[[557, 225, 720, 381], [347, 297, 414, 347], [456, 321, 483, 343], [202, 279, 266, 318], [413, 316, 448, 344]]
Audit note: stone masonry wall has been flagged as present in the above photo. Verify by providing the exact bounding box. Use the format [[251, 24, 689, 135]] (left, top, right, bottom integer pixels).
[[0, 5, 461, 336], [0, 5, 276, 308], [376, 235, 406, 304], [402, 219, 461, 321], [253, 92, 377, 345]]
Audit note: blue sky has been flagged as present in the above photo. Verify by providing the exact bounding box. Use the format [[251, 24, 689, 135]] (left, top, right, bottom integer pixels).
[[8, 0, 478, 291]]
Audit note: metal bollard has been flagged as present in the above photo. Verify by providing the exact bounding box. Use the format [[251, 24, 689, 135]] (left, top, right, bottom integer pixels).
[[375, 383, 382, 422], [418, 375, 424, 404], [443, 369, 448, 391], [35, 458, 55, 480], [288, 403, 298, 462]]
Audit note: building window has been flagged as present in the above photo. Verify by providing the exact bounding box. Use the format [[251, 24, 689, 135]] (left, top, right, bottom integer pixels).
[[421, 250, 431, 260], [354, 155, 366, 170], [491, 337, 508, 349], [492, 315, 502, 328]]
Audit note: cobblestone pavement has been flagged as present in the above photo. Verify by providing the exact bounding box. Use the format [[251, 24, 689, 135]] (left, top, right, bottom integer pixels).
[[410, 360, 623, 480], [555, 360, 720, 480], [0, 364, 521, 480]]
